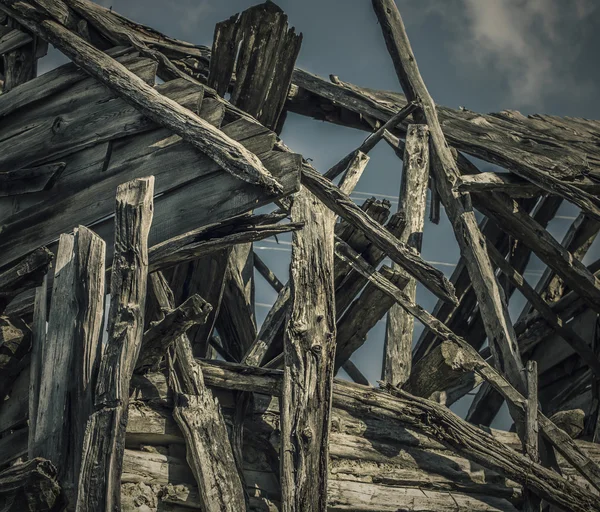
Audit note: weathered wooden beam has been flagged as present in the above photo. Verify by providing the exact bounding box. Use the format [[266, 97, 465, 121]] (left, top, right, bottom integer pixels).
[[1, 18, 35, 92], [27, 274, 46, 456], [281, 188, 336, 511], [341, 359, 371, 386], [0, 458, 63, 512], [335, 265, 408, 371], [456, 172, 600, 197], [371, 0, 526, 399], [148, 212, 301, 271], [77, 177, 153, 511], [136, 294, 212, 372], [0, 26, 32, 55], [324, 101, 417, 180], [334, 236, 600, 492], [336, 150, 370, 196], [0, 163, 65, 197], [0, 247, 52, 311], [474, 191, 600, 315], [150, 271, 246, 511], [0, 2, 284, 196], [486, 240, 600, 378], [523, 360, 540, 512], [384, 123, 429, 387], [300, 163, 456, 304]]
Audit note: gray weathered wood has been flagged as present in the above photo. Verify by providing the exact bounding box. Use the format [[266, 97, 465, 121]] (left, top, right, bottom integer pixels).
[[0, 27, 32, 55], [371, 0, 526, 398], [0, 315, 30, 400], [77, 177, 154, 511], [28, 274, 46, 456], [0, 458, 63, 512], [253, 251, 284, 293], [136, 294, 212, 372], [150, 271, 246, 511], [0, 1, 284, 195], [383, 123, 429, 386], [300, 163, 456, 304], [0, 163, 65, 197], [523, 360, 540, 512], [281, 188, 336, 511]]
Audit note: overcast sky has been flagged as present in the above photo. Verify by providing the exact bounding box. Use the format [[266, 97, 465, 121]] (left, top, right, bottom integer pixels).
[[40, 0, 600, 426]]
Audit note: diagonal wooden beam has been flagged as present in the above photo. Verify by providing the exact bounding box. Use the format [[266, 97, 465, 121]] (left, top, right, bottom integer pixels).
[[0, 0, 283, 196], [372, 0, 526, 397]]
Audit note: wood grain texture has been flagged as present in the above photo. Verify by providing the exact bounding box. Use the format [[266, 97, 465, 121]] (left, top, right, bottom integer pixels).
[[281, 188, 336, 511], [383, 123, 429, 386], [77, 177, 154, 511]]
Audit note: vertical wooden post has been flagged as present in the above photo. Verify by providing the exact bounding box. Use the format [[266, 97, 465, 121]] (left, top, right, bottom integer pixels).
[[76, 177, 153, 511], [383, 124, 429, 386], [524, 360, 541, 512], [281, 188, 336, 511]]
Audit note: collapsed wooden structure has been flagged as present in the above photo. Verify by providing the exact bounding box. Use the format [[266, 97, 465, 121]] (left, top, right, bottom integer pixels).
[[0, 0, 600, 510]]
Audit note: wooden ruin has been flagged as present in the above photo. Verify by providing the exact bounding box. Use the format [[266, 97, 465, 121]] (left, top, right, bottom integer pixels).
[[0, 0, 600, 510]]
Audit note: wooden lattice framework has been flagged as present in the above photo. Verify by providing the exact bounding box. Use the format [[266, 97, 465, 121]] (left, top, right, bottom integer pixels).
[[0, 1, 600, 511]]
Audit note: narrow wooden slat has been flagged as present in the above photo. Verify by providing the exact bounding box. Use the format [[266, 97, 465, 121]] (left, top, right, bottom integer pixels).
[[28, 274, 46, 456], [523, 360, 540, 512]]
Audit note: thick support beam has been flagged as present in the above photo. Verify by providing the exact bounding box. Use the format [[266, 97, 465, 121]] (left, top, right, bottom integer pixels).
[[371, 0, 526, 399], [281, 188, 336, 511], [76, 177, 153, 511], [383, 124, 429, 386], [0, 1, 284, 196], [523, 360, 540, 512], [150, 272, 246, 511]]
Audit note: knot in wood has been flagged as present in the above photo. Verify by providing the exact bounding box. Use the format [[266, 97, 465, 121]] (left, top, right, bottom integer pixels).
[[51, 116, 65, 135]]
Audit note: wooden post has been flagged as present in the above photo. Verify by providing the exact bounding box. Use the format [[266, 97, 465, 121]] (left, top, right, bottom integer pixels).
[[281, 188, 336, 511], [150, 271, 246, 511], [383, 124, 429, 386], [371, 0, 527, 405], [523, 360, 541, 512], [76, 177, 153, 511]]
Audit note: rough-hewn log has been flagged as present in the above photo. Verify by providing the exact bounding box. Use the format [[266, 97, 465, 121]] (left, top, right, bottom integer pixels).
[[384, 123, 429, 386], [0, 458, 63, 512], [281, 188, 336, 511], [334, 236, 600, 492], [371, 0, 526, 398], [335, 265, 408, 371], [324, 101, 417, 180], [0, 247, 52, 311], [403, 341, 466, 399], [77, 177, 153, 511], [0, 2, 283, 196], [149, 271, 246, 511], [0, 163, 65, 197], [0, 315, 30, 400], [136, 294, 212, 372], [300, 163, 456, 304]]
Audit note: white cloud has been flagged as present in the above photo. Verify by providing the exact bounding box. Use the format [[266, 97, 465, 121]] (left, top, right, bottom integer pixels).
[[457, 0, 595, 108]]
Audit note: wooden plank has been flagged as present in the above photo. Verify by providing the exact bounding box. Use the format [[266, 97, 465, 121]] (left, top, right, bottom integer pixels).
[[28, 274, 46, 456], [0, 27, 31, 55], [77, 177, 153, 511], [1, 2, 284, 195], [372, 0, 527, 402], [281, 188, 336, 511], [383, 124, 429, 386], [300, 163, 457, 304], [523, 360, 540, 512]]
